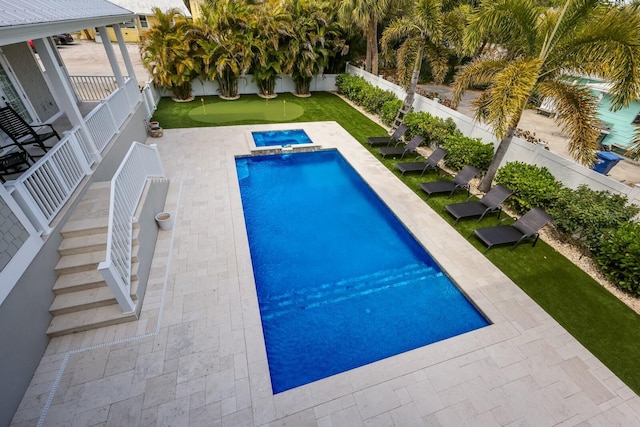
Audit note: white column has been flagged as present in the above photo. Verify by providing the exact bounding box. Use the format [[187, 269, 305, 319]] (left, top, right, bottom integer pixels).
[[33, 38, 101, 163], [113, 24, 138, 84], [96, 26, 125, 87]]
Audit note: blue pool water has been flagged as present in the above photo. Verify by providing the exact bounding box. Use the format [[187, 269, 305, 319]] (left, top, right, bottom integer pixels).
[[236, 150, 489, 393], [252, 129, 312, 147]]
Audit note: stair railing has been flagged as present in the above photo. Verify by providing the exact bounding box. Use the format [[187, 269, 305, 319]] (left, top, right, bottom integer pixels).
[[98, 142, 164, 313]]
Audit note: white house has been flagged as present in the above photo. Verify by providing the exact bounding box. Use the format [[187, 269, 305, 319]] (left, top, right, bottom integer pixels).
[[0, 1, 167, 424]]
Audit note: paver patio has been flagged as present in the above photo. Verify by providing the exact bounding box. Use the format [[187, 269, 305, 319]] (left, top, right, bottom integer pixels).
[[11, 122, 640, 426]]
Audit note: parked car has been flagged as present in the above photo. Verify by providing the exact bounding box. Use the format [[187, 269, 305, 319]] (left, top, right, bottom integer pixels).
[[54, 33, 74, 45]]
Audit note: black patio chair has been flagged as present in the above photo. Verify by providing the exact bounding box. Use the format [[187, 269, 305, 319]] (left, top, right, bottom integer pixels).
[[378, 135, 424, 159], [0, 151, 31, 183], [444, 184, 514, 224], [396, 147, 448, 176], [472, 207, 553, 252], [366, 124, 409, 147], [418, 165, 480, 198], [0, 106, 59, 157]]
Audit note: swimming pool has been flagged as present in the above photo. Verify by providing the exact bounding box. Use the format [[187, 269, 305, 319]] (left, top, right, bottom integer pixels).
[[252, 129, 312, 147], [236, 150, 489, 393]]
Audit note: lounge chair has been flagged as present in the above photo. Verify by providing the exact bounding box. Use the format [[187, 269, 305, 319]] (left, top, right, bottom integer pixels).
[[0, 151, 31, 183], [472, 207, 553, 252], [378, 135, 424, 159], [444, 184, 513, 224], [0, 106, 59, 156], [366, 124, 409, 147], [418, 165, 480, 198], [396, 147, 447, 176]]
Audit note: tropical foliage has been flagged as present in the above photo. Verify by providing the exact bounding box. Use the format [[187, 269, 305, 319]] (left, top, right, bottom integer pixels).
[[453, 0, 640, 190]]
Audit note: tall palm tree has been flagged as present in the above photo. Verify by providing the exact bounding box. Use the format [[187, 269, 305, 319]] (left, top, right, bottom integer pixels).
[[139, 8, 196, 100], [338, 0, 393, 75], [453, 0, 640, 191]]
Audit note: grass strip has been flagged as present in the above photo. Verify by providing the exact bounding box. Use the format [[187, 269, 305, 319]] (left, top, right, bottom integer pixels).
[[153, 91, 640, 394]]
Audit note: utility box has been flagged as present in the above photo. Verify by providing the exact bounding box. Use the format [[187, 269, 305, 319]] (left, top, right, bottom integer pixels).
[[592, 151, 624, 175]]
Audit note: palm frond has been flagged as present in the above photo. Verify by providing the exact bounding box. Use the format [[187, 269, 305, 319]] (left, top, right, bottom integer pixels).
[[451, 56, 509, 103], [625, 127, 640, 160]]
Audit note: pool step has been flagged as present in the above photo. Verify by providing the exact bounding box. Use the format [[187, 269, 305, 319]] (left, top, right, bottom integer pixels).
[[259, 264, 442, 320]]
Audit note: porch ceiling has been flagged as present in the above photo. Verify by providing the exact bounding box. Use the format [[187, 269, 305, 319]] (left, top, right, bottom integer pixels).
[[0, 0, 134, 46]]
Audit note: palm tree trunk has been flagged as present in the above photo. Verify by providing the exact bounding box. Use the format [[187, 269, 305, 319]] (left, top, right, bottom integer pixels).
[[365, 20, 374, 73], [369, 19, 379, 75], [478, 126, 516, 192]]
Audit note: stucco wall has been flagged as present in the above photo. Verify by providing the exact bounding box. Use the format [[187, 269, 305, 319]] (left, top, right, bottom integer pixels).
[[2, 43, 58, 122]]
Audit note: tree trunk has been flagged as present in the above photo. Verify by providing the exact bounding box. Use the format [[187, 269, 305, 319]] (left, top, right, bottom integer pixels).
[[478, 126, 516, 192], [365, 20, 373, 73], [369, 19, 379, 76]]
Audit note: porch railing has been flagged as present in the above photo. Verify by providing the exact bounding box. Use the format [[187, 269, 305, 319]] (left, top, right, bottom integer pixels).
[[85, 82, 133, 153], [98, 142, 164, 313], [69, 75, 125, 101], [141, 80, 161, 120]]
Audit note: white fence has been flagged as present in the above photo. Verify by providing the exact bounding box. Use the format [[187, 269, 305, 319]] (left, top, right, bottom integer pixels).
[[345, 64, 640, 205], [98, 142, 164, 313], [141, 80, 162, 120]]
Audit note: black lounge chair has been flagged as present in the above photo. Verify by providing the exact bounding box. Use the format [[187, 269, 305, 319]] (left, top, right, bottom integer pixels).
[[378, 135, 424, 159], [472, 207, 553, 252], [444, 184, 513, 224], [419, 165, 480, 198], [367, 124, 409, 147], [0, 106, 59, 157], [0, 151, 31, 183], [396, 147, 448, 176]]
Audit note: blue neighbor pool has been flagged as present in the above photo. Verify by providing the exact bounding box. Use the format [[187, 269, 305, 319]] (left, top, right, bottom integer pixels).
[[252, 129, 312, 147], [236, 150, 489, 393]]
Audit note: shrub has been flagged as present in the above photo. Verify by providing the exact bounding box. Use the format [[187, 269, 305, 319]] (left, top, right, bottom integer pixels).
[[380, 98, 402, 126], [403, 111, 460, 146], [335, 74, 368, 101], [549, 185, 639, 246], [362, 86, 397, 114], [442, 135, 493, 171], [495, 162, 562, 213], [594, 222, 640, 296]]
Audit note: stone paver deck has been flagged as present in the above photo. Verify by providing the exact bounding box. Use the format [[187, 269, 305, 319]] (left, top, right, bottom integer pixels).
[[11, 122, 640, 426]]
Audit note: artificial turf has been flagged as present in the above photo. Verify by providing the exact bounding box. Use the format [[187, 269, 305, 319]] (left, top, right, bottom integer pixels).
[[152, 91, 640, 394]]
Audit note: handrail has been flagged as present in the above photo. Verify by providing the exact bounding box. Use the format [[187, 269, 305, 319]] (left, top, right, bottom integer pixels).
[[69, 75, 129, 101], [98, 142, 164, 313]]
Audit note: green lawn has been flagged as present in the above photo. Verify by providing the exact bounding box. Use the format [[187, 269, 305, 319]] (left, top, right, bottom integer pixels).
[[153, 92, 640, 394]]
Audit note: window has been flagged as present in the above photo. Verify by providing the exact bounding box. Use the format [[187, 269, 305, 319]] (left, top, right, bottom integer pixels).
[[139, 16, 149, 29]]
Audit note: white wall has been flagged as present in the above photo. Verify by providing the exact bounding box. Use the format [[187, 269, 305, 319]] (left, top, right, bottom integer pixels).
[[346, 64, 640, 206]]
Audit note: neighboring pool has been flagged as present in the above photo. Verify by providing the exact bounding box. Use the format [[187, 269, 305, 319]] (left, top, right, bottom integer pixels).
[[252, 129, 312, 147], [236, 150, 489, 393]]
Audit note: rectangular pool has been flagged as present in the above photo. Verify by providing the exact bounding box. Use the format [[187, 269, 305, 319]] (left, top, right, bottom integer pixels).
[[236, 150, 489, 393], [251, 129, 312, 147]]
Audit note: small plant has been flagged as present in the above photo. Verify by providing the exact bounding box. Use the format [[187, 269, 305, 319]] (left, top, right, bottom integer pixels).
[[594, 222, 640, 296], [442, 135, 493, 171], [495, 162, 562, 213]]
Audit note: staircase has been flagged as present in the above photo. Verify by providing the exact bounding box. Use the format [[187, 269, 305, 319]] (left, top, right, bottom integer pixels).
[[46, 182, 139, 337]]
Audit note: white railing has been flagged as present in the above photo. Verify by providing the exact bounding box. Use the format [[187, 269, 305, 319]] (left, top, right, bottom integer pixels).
[[125, 78, 141, 111], [141, 80, 161, 120], [8, 128, 93, 234], [85, 85, 133, 153], [69, 75, 120, 101], [98, 142, 164, 313]]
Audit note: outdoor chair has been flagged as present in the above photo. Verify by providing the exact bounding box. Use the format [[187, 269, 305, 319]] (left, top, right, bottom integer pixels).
[[444, 184, 514, 224], [378, 135, 424, 159], [418, 165, 480, 198], [396, 147, 447, 176], [471, 207, 553, 252], [0, 151, 31, 183], [0, 106, 59, 157], [367, 124, 408, 147]]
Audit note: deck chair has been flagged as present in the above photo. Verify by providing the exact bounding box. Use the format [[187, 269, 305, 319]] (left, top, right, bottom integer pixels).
[[419, 165, 480, 198], [0, 106, 59, 156], [378, 135, 424, 159], [396, 147, 447, 176], [472, 207, 553, 252], [367, 124, 408, 147], [0, 151, 31, 183], [444, 184, 513, 224]]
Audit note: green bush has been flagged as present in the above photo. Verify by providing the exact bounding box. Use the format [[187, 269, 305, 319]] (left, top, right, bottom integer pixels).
[[403, 111, 460, 146], [335, 74, 368, 101], [362, 86, 397, 114], [380, 98, 402, 126], [549, 185, 639, 246], [495, 162, 562, 213], [442, 134, 493, 171], [335, 74, 398, 115], [595, 222, 640, 296]]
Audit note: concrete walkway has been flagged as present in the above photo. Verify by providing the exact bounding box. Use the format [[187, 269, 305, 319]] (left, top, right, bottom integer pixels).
[[11, 123, 639, 426]]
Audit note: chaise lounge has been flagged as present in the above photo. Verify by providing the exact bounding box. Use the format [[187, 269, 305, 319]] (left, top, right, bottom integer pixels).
[[472, 207, 553, 252], [444, 184, 513, 223], [366, 124, 409, 147], [396, 147, 447, 175], [378, 135, 424, 159], [418, 165, 480, 198]]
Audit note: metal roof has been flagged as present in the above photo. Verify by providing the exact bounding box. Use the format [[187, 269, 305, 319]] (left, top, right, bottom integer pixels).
[[0, 0, 135, 45], [107, 0, 191, 17]]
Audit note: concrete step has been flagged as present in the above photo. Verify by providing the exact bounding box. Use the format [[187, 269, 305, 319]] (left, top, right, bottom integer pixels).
[[46, 303, 138, 337], [61, 217, 108, 239], [58, 228, 139, 256], [55, 250, 139, 275], [52, 262, 140, 295], [49, 285, 116, 315]]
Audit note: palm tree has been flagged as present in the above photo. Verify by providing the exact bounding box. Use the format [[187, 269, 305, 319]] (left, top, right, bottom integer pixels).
[[338, 0, 393, 75], [139, 8, 197, 100], [453, 0, 640, 191]]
